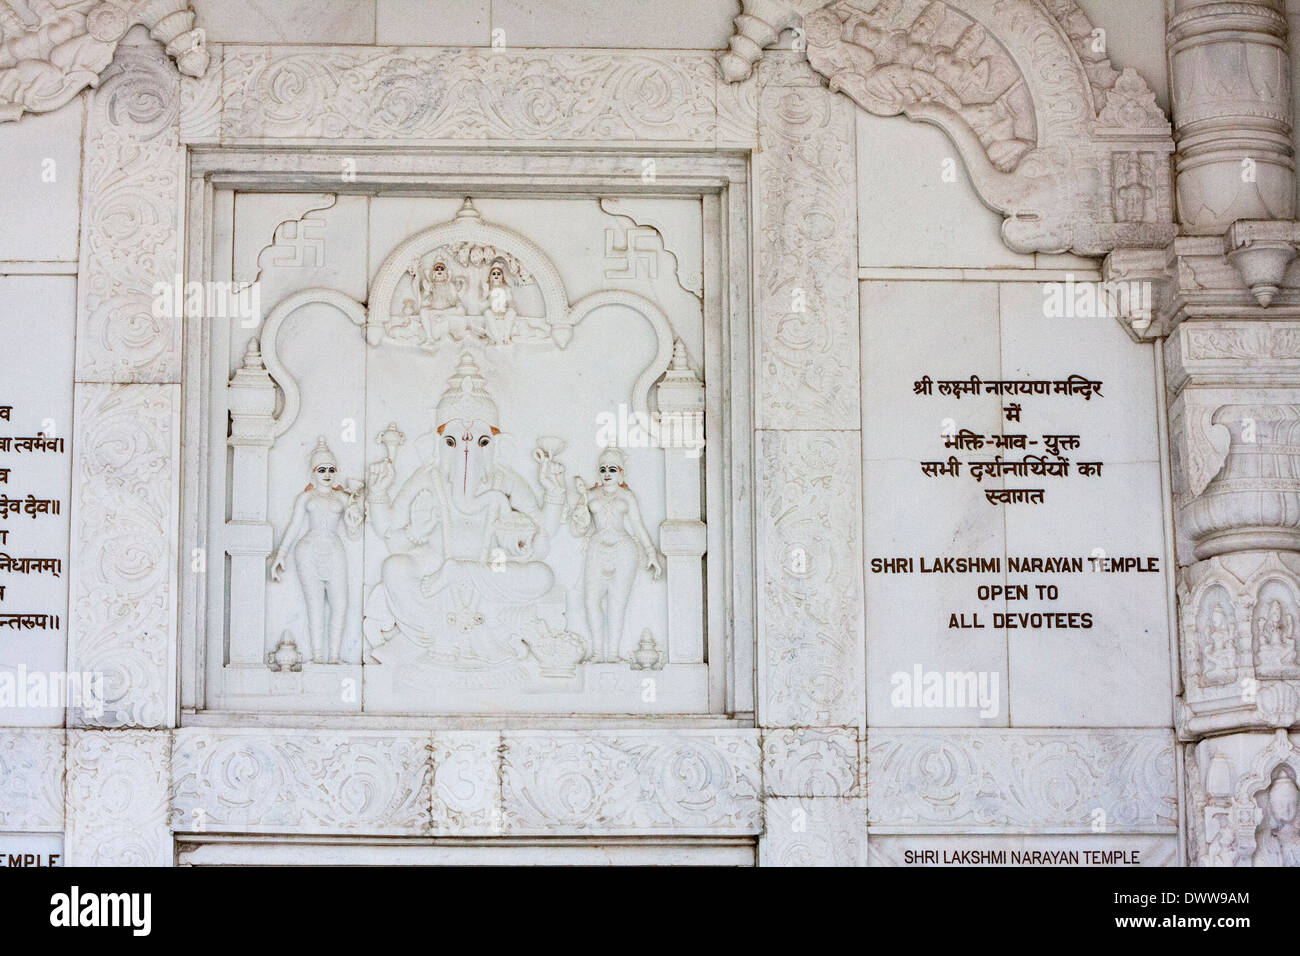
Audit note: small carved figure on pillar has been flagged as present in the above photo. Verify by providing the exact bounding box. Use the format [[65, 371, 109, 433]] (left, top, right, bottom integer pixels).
[[1204, 808, 1237, 867], [1202, 604, 1240, 684], [1257, 598, 1298, 671]]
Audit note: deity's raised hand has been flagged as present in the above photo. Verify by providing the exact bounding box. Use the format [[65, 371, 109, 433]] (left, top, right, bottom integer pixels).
[[367, 458, 395, 495]]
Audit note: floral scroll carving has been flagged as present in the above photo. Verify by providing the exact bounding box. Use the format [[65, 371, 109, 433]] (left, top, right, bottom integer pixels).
[[65, 730, 171, 866], [221, 47, 719, 144], [0, 729, 64, 831], [868, 729, 1178, 831], [0, 0, 207, 123], [499, 730, 762, 833], [68, 384, 179, 729], [75, 40, 184, 382], [757, 432, 865, 726], [170, 730, 431, 834], [760, 797, 868, 865]]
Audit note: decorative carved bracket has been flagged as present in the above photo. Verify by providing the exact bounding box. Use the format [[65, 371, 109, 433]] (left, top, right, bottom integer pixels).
[[0, 0, 207, 123], [721, 0, 1175, 257]]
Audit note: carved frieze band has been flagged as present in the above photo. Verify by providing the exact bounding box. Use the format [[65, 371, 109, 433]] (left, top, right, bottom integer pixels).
[[501, 730, 762, 833], [75, 41, 185, 383], [1166, 320, 1300, 398], [171, 729, 432, 834], [757, 431, 866, 728], [67, 383, 180, 729], [170, 729, 761, 836], [65, 730, 171, 866], [0, 729, 65, 832], [218, 46, 741, 147], [867, 730, 1178, 831]]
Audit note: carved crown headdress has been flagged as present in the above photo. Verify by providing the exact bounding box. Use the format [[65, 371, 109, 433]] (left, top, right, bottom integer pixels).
[[436, 352, 500, 433], [309, 435, 336, 470]]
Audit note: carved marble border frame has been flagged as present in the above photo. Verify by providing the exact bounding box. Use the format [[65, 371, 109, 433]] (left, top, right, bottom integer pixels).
[[179, 148, 754, 721], [44, 42, 874, 862]]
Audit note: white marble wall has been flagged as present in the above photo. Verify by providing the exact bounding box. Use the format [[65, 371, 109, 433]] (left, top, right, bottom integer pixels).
[[857, 109, 1179, 864], [0, 0, 1195, 866]]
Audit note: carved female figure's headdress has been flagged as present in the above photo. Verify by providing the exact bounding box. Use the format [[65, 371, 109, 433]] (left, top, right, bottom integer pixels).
[[309, 435, 337, 470]]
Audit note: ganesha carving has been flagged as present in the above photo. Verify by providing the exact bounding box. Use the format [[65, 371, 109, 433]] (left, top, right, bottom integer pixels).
[[217, 197, 715, 714]]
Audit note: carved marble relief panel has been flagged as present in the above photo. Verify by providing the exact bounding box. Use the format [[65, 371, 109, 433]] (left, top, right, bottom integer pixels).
[[201, 188, 733, 717], [0, 0, 1207, 866]]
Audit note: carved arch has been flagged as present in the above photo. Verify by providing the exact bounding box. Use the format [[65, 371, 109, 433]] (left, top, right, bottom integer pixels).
[[0, 0, 207, 123], [368, 198, 571, 346], [259, 288, 367, 439], [721, 0, 1175, 256], [569, 289, 678, 417], [261, 202, 685, 434]]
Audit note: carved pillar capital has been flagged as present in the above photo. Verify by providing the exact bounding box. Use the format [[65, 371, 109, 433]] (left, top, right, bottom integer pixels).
[[1224, 220, 1300, 307]]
